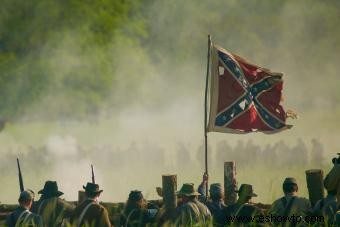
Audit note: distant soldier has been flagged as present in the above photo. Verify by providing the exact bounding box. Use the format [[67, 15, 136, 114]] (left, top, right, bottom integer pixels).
[[70, 182, 111, 227], [198, 174, 227, 218], [216, 184, 265, 226], [174, 183, 212, 226], [313, 189, 337, 225], [269, 177, 311, 226], [324, 154, 340, 208], [0, 117, 8, 132], [6, 190, 43, 227], [120, 190, 157, 227], [32, 181, 74, 227], [310, 138, 324, 165], [292, 138, 308, 166]]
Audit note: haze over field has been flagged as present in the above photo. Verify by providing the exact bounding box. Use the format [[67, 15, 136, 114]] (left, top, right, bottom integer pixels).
[[0, 0, 339, 204]]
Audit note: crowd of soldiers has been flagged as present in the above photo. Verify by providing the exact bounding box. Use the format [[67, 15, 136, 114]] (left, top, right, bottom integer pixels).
[[5, 156, 340, 227], [0, 138, 324, 178]]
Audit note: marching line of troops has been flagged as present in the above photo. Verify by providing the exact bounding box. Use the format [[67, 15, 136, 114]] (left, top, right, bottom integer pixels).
[[5, 159, 340, 227]]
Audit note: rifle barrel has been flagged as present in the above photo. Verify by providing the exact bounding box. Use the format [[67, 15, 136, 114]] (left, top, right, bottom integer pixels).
[[91, 164, 95, 184], [17, 158, 24, 192]]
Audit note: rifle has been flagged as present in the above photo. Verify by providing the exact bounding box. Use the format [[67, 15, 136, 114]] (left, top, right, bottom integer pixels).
[[17, 158, 24, 192], [91, 164, 95, 184]]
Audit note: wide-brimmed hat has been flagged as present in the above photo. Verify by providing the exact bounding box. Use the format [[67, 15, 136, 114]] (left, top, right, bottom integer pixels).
[[235, 184, 257, 197], [283, 177, 297, 185], [38, 181, 64, 197], [209, 183, 223, 196], [128, 190, 144, 202], [177, 183, 201, 197], [83, 182, 103, 195]]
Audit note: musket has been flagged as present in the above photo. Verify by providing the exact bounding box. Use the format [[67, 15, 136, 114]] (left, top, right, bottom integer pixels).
[[17, 158, 24, 192], [91, 164, 95, 184]]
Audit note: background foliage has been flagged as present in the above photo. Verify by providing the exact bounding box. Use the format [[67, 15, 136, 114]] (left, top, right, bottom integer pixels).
[[0, 0, 339, 120]]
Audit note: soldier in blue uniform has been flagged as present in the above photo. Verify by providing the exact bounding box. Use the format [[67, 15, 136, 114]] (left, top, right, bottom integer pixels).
[[6, 190, 43, 227]]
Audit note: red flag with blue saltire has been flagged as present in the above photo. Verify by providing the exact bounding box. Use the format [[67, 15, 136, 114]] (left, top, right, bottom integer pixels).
[[208, 45, 293, 134]]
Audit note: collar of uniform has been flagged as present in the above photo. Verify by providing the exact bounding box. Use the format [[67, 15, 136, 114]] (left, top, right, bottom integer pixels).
[[284, 194, 297, 204], [285, 192, 297, 197], [18, 205, 30, 211], [326, 194, 337, 200], [85, 198, 98, 203]]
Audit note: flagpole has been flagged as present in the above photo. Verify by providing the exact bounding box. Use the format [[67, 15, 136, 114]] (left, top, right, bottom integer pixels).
[[204, 34, 212, 197]]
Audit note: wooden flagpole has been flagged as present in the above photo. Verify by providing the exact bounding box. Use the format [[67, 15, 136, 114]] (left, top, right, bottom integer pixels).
[[204, 35, 212, 196]]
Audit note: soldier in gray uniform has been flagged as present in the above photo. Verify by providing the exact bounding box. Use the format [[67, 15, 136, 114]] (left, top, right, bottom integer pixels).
[[120, 190, 158, 227], [324, 154, 340, 226], [269, 177, 311, 226], [32, 181, 74, 227], [198, 178, 227, 218], [313, 189, 337, 225], [324, 154, 340, 208], [6, 190, 43, 227], [174, 183, 212, 226], [70, 182, 111, 227], [216, 184, 265, 226]]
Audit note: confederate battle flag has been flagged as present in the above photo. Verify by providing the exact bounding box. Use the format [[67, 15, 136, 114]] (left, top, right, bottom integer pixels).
[[208, 45, 293, 134]]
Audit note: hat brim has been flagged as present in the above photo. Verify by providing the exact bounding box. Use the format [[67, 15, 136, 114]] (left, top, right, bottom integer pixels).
[[82, 185, 103, 195], [38, 189, 64, 197], [235, 190, 257, 197], [177, 191, 201, 196]]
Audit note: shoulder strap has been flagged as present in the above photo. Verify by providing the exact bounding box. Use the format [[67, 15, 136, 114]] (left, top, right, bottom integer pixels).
[[320, 199, 324, 210], [283, 196, 296, 217], [192, 202, 205, 223], [22, 211, 32, 224], [15, 210, 29, 227], [234, 204, 245, 217], [37, 200, 46, 214], [280, 197, 287, 208], [77, 201, 95, 227], [125, 209, 136, 227], [190, 202, 200, 214]]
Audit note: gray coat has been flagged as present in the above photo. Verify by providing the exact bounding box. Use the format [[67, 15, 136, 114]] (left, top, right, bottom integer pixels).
[[174, 198, 212, 226]]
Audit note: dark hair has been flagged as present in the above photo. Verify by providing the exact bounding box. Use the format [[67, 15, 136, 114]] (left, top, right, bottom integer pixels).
[[283, 183, 298, 193], [86, 191, 100, 198], [124, 197, 146, 214], [327, 190, 337, 196], [128, 191, 143, 202], [18, 198, 31, 204]]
